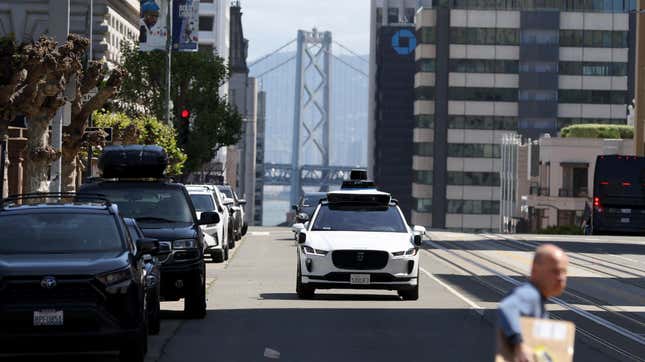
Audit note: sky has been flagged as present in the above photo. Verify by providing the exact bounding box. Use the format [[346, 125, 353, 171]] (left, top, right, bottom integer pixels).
[[241, 0, 371, 62]]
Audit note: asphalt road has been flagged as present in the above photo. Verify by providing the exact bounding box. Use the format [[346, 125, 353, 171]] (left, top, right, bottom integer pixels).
[[5, 228, 644, 361]]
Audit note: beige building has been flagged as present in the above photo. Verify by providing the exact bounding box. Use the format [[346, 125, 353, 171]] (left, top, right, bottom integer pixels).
[[524, 137, 633, 230]]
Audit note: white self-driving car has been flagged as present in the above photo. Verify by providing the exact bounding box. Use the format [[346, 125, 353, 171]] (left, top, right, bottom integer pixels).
[[294, 185, 425, 300], [187, 185, 230, 262]]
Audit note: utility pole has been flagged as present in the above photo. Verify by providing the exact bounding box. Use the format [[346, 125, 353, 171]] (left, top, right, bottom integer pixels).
[[166, 0, 173, 126], [636, 0, 645, 156], [49, 0, 71, 192]]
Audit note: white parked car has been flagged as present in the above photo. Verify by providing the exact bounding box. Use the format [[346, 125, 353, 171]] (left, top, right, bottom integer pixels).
[[187, 185, 231, 262], [294, 185, 425, 300]]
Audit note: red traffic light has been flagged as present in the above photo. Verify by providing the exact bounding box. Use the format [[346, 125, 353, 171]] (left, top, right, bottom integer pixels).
[[181, 109, 190, 119]]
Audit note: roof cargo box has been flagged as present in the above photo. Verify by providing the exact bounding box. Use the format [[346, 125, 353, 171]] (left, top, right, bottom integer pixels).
[[99, 145, 168, 179]]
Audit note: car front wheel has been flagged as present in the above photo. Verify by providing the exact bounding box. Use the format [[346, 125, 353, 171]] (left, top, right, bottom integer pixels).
[[184, 268, 207, 319], [296, 263, 315, 299]]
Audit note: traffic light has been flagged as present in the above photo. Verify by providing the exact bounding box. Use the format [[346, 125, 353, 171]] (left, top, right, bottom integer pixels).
[[180, 109, 190, 120]]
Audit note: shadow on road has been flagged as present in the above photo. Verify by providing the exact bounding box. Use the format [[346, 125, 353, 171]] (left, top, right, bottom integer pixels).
[[259, 292, 402, 301]]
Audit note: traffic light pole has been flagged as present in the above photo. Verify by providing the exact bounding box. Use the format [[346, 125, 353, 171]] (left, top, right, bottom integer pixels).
[[636, 0, 645, 156]]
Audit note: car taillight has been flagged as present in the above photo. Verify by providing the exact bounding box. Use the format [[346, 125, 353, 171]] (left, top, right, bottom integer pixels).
[[594, 197, 603, 212], [622, 181, 632, 187], [600, 181, 609, 185]]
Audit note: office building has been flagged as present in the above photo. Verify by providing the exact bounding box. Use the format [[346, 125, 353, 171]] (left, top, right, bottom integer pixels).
[[412, 2, 635, 232]]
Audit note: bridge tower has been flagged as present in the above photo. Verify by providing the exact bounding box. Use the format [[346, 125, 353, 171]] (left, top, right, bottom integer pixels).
[[290, 28, 333, 205]]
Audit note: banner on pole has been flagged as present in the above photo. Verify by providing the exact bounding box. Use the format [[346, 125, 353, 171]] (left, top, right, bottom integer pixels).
[[139, 0, 169, 51], [173, 0, 200, 52]]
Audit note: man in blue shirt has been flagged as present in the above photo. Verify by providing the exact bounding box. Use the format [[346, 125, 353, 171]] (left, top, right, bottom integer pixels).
[[498, 244, 569, 362]]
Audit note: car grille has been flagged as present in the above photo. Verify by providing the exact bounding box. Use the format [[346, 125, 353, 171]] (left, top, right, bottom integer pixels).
[[331, 250, 389, 270], [0, 277, 101, 305]]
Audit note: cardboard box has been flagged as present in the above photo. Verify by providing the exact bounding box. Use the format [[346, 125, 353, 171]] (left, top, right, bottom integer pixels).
[[496, 317, 575, 362]]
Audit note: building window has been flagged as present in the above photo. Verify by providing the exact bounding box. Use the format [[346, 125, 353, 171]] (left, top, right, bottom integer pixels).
[[417, 28, 435, 44], [448, 143, 501, 158], [449, 87, 518, 102], [450, 28, 519, 46], [560, 30, 628, 48], [416, 198, 433, 213], [448, 116, 516, 130], [387, 7, 399, 23], [558, 89, 627, 104], [417, 59, 436, 72], [560, 164, 589, 197], [376, 7, 383, 25], [447, 200, 500, 215], [450, 59, 518, 73], [199, 16, 214, 31], [519, 118, 557, 130], [416, 115, 435, 128], [414, 171, 433, 185], [442, 0, 633, 11], [404, 7, 416, 23], [559, 61, 628, 76], [519, 89, 558, 101], [521, 29, 559, 45], [447, 172, 500, 186], [414, 142, 434, 157], [415, 86, 435, 100], [519, 61, 558, 73]]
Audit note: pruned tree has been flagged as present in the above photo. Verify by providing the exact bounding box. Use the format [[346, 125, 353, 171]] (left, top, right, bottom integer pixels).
[[0, 34, 87, 193], [61, 62, 125, 191]]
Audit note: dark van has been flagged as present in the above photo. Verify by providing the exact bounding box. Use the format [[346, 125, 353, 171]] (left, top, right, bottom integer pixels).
[[592, 155, 645, 235]]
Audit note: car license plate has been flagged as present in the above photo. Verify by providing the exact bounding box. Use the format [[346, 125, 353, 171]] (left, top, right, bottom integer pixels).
[[350, 274, 370, 285], [33, 310, 63, 326], [621, 209, 632, 214], [621, 217, 630, 223]]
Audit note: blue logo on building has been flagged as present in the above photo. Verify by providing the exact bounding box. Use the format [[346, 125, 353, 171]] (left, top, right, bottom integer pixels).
[[392, 29, 416, 55]]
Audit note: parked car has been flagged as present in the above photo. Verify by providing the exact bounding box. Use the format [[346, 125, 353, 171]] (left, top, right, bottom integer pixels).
[[216, 185, 247, 241], [186, 185, 230, 262], [80, 145, 219, 319], [0, 193, 158, 361], [124, 218, 161, 335], [291, 192, 327, 240]]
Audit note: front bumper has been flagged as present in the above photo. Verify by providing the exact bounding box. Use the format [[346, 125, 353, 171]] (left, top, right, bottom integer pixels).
[[299, 250, 419, 290], [159, 258, 204, 300]]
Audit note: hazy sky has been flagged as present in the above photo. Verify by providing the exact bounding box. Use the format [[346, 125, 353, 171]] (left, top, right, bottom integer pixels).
[[241, 0, 370, 62]]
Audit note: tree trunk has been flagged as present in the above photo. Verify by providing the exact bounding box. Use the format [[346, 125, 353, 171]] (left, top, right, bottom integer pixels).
[[23, 116, 58, 193], [62, 149, 77, 192]]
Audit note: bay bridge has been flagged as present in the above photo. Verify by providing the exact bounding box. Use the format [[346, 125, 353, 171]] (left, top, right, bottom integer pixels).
[[250, 29, 369, 207]]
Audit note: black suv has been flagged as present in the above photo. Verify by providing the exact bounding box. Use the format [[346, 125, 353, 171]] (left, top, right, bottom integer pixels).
[[80, 145, 219, 319], [0, 193, 158, 361]]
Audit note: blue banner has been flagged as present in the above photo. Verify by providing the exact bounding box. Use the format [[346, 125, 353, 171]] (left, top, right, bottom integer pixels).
[[172, 0, 200, 52]]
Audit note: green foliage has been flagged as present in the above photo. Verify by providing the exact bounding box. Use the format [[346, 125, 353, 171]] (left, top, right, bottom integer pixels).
[[116, 42, 242, 173], [560, 124, 633, 139], [537, 225, 583, 235], [93, 111, 187, 175]]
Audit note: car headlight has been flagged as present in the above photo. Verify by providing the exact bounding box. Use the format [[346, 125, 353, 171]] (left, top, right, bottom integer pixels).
[[301, 245, 329, 256], [393, 248, 418, 257], [97, 268, 131, 286], [173, 239, 197, 249]]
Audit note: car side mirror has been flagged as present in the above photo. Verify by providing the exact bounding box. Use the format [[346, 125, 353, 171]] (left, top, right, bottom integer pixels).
[[292, 204, 298, 211], [136, 237, 159, 257], [297, 212, 309, 222], [223, 198, 234, 206], [199, 211, 220, 225], [238, 199, 247, 205], [298, 232, 307, 244], [292, 223, 305, 234], [413, 225, 427, 235]]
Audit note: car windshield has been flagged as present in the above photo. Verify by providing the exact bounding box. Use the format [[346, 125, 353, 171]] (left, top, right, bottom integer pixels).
[[87, 187, 194, 224], [0, 213, 123, 254], [218, 186, 234, 199], [311, 205, 407, 232], [302, 194, 326, 206], [190, 194, 215, 212]]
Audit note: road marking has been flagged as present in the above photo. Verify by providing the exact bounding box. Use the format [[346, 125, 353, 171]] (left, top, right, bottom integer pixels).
[[419, 266, 484, 316], [251, 232, 271, 236], [611, 254, 640, 264], [264, 348, 281, 359]]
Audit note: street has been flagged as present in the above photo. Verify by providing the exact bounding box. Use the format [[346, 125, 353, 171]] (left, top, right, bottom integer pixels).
[[7, 228, 643, 362]]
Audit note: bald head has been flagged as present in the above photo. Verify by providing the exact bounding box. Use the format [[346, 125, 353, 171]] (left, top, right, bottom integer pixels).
[[530, 244, 569, 298]]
